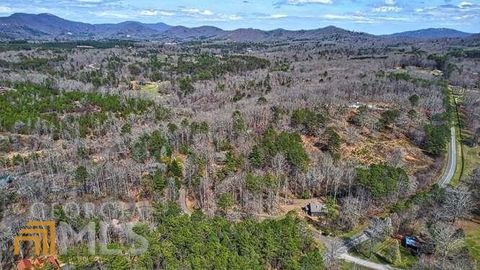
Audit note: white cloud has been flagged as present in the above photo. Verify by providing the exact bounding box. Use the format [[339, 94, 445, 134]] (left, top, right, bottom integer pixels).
[[459, 1, 473, 8], [181, 8, 214, 16], [0, 6, 13, 13], [375, 16, 409, 21], [372, 6, 402, 13], [384, 0, 396, 5], [227, 15, 242, 21], [159, 11, 175, 16], [413, 3, 480, 22], [77, 0, 103, 3], [140, 9, 157, 16], [199, 14, 243, 22], [177, 8, 242, 22], [323, 14, 373, 23], [139, 9, 176, 17], [286, 0, 333, 5], [270, 14, 288, 19], [454, 14, 474, 20], [92, 11, 131, 19]]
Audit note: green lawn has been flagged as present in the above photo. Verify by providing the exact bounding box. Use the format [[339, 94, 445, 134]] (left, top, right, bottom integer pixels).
[[140, 82, 160, 95], [451, 87, 480, 186], [451, 135, 463, 186], [452, 144, 480, 186], [463, 145, 480, 178], [341, 261, 371, 270], [340, 223, 368, 240], [351, 238, 418, 269], [464, 223, 480, 264]]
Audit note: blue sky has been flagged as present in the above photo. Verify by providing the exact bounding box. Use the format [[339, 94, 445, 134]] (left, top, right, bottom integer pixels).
[[0, 0, 479, 34]]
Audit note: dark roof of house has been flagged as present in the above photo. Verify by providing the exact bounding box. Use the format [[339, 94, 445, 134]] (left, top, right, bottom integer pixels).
[[405, 236, 420, 247]]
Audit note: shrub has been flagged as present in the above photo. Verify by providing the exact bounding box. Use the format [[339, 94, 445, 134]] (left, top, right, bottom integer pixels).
[[152, 169, 166, 192], [409, 94, 420, 107], [178, 77, 194, 95], [250, 128, 309, 171], [377, 109, 400, 130], [132, 140, 148, 163], [326, 127, 341, 158], [121, 123, 132, 134], [356, 164, 408, 199], [147, 130, 171, 159], [246, 173, 262, 194], [0, 136, 10, 153], [217, 193, 235, 212], [190, 121, 209, 136], [128, 64, 141, 76], [423, 123, 449, 156], [291, 108, 326, 135], [74, 166, 88, 184], [168, 159, 183, 178], [232, 110, 246, 136]]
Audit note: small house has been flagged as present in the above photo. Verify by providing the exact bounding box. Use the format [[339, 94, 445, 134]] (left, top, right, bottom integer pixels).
[[402, 236, 421, 254], [431, 69, 443, 77], [303, 203, 327, 217]]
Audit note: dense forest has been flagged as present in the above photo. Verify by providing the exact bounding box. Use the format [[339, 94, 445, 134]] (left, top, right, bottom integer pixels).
[[0, 34, 479, 270]]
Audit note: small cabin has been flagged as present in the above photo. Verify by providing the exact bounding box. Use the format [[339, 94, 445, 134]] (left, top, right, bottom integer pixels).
[[303, 203, 327, 217], [431, 69, 443, 77], [402, 236, 421, 254]]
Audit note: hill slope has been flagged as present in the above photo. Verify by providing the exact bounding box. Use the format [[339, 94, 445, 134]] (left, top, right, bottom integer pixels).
[[388, 28, 472, 39], [0, 13, 474, 42]]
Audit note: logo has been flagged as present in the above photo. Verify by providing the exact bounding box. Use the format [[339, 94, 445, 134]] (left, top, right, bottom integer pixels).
[[14, 221, 56, 256]]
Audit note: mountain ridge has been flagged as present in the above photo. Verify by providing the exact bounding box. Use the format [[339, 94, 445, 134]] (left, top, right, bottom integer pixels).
[[386, 28, 472, 39], [0, 13, 475, 42]]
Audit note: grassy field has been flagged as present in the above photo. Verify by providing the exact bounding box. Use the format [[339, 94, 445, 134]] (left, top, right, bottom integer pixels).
[[451, 134, 463, 186], [460, 220, 480, 266], [451, 87, 480, 186], [462, 145, 480, 178], [140, 82, 160, 95], [340, 261, 372, 270], [340, 223, 368, 240], [351, 238, 418, 269], [452, 141, 480, 186]]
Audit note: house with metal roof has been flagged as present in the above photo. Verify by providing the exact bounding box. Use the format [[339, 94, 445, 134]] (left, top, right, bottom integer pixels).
[[302, 203, 327, 217]]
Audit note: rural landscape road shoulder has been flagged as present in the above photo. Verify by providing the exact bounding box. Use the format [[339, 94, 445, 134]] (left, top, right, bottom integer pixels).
[[340, 254, 401, 270], [439, 127, 457, 187]]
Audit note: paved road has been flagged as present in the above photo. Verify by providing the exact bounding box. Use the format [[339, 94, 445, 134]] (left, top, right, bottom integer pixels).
[[340, 254, 401, 270], [438, 127, 457, 187], [317, 230, 400, 269]]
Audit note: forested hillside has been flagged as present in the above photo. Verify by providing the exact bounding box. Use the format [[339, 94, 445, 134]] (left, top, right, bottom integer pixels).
[[1, 34, 479, 269]]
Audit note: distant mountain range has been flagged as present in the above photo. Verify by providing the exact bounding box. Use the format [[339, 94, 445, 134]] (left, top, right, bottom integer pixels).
[[386, 28, 472, 39], [0, 13, 476, 42]]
